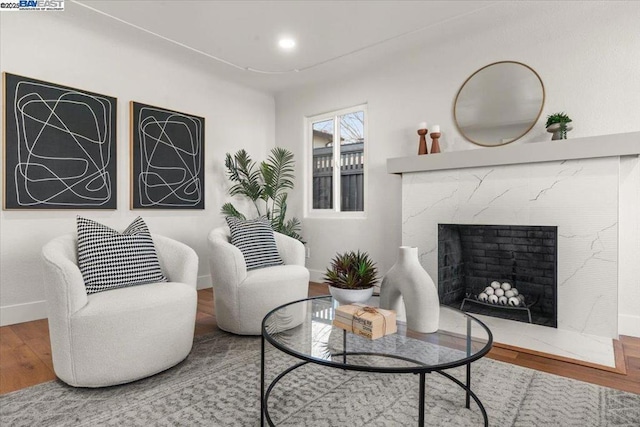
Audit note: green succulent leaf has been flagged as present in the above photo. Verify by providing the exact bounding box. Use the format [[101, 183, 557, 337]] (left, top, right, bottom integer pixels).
[[545, 112, 572, 128]]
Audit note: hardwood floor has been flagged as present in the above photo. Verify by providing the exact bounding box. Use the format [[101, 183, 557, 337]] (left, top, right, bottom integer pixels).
[[1, 284, 639, 395]]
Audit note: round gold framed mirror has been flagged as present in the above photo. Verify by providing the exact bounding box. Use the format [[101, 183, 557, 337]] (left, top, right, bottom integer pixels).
[[454, 61, 545, 147]]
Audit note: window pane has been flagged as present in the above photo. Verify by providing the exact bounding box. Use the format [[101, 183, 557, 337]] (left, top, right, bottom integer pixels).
[[312, 119, 334, 209], [339, 111, 364, 212]]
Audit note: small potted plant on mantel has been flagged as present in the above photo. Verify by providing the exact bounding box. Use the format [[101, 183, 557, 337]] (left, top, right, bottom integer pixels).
[[324, 251, 379, 305], [545, 112, 573, 140]]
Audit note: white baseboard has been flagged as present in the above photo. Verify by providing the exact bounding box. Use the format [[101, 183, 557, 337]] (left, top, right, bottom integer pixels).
[[197, 275, 212, 290], [309, 268, 324, 283], [619, 314, 640, 337], [0, 300, 48, 326]]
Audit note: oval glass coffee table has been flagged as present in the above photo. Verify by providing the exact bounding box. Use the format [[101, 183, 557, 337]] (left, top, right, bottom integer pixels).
[[261, 296, 493, 426]]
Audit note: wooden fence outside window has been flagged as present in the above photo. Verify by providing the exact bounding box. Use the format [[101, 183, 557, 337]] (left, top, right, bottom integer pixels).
[[312, 143, 364, 211]]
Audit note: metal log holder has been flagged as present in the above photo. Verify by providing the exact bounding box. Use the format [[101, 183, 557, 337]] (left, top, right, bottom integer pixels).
[[459, 295, 539, 324]]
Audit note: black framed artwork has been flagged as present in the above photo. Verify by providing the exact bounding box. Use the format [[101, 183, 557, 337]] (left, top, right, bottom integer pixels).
[[3, 72, 117, 209], [130, 102, 205, 209]]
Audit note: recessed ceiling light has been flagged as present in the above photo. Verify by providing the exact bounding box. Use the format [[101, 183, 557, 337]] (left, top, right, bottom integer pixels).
[[278, 38, 296, 50]]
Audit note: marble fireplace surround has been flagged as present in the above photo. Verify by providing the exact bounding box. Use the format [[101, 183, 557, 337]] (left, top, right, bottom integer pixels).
[[387, 132, 640, 368]]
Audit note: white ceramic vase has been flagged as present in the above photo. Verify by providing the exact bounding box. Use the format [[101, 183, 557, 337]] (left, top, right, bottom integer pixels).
[[380, 246, 440, 333]]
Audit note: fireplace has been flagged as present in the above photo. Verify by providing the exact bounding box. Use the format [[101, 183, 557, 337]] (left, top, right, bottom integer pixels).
[[394, 141, 639, 365], [438, 224, 557, 328]]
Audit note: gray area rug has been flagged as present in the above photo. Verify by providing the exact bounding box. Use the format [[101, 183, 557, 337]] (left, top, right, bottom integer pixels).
[[1, 329, 638, 426]]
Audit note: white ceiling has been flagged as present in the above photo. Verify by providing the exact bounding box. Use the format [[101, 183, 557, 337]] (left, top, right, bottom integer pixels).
[[72, 0, 503, 93]]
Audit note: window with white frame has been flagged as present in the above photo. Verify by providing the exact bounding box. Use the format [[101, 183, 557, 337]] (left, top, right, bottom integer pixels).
[[307, 105, 367, 215]]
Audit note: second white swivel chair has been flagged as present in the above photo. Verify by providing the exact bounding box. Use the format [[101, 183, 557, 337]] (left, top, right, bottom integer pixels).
[[207, 226, 309, 335]]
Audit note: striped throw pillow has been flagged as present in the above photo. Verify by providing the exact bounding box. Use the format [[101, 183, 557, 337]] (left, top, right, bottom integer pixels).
[[77, 216, 167, 294], [226, 216, 284, 270]]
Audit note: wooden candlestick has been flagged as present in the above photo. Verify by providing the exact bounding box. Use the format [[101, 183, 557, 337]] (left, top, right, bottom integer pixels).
[[430, 132, 441, 154], [418, 129, 429, 155]]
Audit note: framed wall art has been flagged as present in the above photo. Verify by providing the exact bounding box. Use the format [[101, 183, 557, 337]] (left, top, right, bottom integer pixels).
[[3, 72, 117, 209], [130, 102, 205, 209]]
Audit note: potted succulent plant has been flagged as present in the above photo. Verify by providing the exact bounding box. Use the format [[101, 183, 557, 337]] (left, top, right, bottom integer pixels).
[[545, 112, 573, 140], [323, 250, 379, 305]]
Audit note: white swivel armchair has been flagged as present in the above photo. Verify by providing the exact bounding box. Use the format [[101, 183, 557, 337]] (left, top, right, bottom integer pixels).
[[41, 234, 198, 387], [207, 227, 309, 335]]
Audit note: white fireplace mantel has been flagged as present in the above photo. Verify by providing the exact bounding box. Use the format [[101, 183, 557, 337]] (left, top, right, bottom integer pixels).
[[387, 132, 640, 174], [392, 131, 640, 367]]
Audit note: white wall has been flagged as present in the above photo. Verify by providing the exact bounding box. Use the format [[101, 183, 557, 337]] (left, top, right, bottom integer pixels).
[[0, 10, 275, 325], [275, 2, 640, 336]]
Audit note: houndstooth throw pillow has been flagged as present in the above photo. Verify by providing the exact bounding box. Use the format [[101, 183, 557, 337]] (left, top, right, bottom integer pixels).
[[226, 216, 283, 270], [77, 216, 167, 294]]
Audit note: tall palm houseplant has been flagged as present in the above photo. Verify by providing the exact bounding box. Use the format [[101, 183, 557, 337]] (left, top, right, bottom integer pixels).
[[221, 147, 303, 242]]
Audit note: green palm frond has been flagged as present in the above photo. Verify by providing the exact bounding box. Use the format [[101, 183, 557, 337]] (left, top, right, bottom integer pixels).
[[261, 147, 295, 201], [221, 147, 304, 242], [220, 203, 246, 220], [225, 150, 263, 202], [271, 192, 288, 230], [279, 217, 304, 243]]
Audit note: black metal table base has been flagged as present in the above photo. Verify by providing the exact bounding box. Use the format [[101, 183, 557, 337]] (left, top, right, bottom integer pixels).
[[261, 335, 488, 427]]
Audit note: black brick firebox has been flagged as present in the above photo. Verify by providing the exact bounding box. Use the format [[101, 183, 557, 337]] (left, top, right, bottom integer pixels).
[[438, 224, 557, 327]]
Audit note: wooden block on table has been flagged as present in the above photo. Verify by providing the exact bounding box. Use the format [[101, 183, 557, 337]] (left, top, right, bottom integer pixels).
[[333, 319, 384, 340], [333, 304, 397, 339]]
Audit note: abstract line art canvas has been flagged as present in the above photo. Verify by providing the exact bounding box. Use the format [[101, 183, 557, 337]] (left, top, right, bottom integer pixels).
[[3, 73, 117, 209], [130, 102, 205, 209]]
